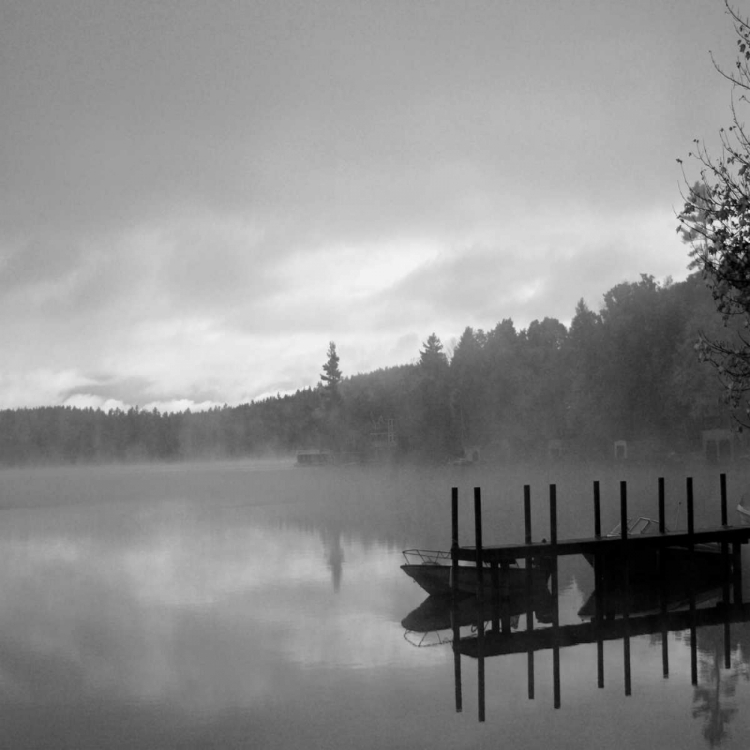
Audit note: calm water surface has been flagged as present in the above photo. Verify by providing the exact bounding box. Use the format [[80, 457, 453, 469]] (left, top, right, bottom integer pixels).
[[0, 460, 749, 749]]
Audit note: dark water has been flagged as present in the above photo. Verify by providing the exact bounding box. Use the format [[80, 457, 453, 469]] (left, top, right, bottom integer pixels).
[[0, 460, 748, 749]]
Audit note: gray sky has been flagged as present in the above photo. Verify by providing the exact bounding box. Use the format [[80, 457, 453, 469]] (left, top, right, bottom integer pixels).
[[0, 0, 739, 410]]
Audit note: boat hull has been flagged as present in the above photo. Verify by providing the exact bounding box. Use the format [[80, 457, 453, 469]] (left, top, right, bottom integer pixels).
[[401, 585, 556, 633], [401, 562, 549, 598], [583, 545, 725, 582]]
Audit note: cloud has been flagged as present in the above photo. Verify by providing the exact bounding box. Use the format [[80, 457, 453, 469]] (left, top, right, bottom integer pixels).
[[0, 0, 736, 407]]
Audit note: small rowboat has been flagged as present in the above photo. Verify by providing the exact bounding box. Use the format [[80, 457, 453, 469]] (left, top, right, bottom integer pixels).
[[401, 549, 550, 598]]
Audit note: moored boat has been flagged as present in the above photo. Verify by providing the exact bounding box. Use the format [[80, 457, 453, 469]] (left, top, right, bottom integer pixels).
[[401, 548, 550, 598], [583, 516, 724, 581], [738, 501, 750, 526]]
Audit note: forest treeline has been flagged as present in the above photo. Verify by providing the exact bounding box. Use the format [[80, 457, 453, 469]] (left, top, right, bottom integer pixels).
[[0, 272, 735, 466]]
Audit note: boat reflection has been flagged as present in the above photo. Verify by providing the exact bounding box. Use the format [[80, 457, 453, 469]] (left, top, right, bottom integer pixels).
[[406, 554, 750, 736], [577, 564, 728, 620], [401, 579, 555, 648]]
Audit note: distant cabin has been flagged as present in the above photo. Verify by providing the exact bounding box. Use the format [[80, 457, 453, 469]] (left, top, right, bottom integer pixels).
[[702, 429, 735, 463], [296, 450, 334, 467]]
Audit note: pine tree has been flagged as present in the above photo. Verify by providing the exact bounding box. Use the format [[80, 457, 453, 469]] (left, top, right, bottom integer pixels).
[[321, 341, 342, 392]]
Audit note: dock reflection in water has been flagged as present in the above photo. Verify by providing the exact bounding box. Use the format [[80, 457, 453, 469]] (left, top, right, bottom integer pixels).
[[421, 560, 750, 729]]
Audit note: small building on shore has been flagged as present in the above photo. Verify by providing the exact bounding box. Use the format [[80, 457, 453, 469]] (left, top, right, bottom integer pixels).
[[296, 449, 335, 467]]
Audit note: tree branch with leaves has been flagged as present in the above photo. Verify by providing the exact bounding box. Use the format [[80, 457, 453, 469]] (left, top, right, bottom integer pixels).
[[678, 0, 750, 423]]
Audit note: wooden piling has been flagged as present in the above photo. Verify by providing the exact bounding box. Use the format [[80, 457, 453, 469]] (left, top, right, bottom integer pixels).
[[474, 487, 483, 601], [524, 485, 532, 545], [528, 650, 535, 700], [659, 478, 669, 679], [474, 485, 485, 721], [550, 484, 557, 546], [658, 477, 665, 535], [451, 488, 462, 713], [620, 481, 631, 696], [525, 482, 535, 700], [451, 487, 459, 602], [550, 483, 560, 709], [620, 480, 629, 606], [659, 479, 669, 678], [593, 481, 601, 539], [687, 478, 696, 615], [721, 473, 728, 527]]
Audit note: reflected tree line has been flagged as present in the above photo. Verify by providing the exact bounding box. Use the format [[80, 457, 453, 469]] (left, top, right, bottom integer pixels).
[[0, 272, 735, 466], [693, 624, 750, 747]]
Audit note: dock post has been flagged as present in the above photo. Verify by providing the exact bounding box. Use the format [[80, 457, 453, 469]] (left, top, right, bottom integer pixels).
[[593, 479, 605, 657], [550, 484, 559, 610], [687, 478, 696, 608], [550, 484, 558, 547], [620, 481, 631, 696], [721, 473, 728, 527], [593, 474, 607, 661], [477, 615, 485, 722], [474, 487, 483, 601], [451, 488, 459, 601], [687, 478, 698, 686], [549, 484, 561, 708], [474, 489, 485, 722], [550, 484, 559, 626], [594, 480, 604, 687], [658, 477, 665, 534], [620, 480, 629, 586], [658, 478, 669, 678], [524, 485, 535, 699], [524, 483, 533, 603], [524, 485, 532, 544], [450, 488, 462, 714], [594, 481, 601, 538]]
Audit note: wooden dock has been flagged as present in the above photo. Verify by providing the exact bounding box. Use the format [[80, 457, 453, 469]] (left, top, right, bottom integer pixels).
[[450, 476, 750, 601], [445, 474, 750, 720]]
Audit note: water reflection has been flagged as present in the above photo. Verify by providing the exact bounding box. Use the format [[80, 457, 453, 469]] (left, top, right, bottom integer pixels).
[[4, 462, 750, 749], [0, 495, 414, 746], [411, 552, 750, 747], [401, 577, 555, 648], [693, 624, 749, 747]]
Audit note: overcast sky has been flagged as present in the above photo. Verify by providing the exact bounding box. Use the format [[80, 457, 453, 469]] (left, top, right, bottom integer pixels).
[[0, 0, 740, 411]]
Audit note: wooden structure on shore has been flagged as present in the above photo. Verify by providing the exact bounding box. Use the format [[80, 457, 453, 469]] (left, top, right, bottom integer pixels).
[[448, 474, 750, 721]]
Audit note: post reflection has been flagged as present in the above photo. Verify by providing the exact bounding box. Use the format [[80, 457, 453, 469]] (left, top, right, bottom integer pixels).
[[401, 555, 750, 745]]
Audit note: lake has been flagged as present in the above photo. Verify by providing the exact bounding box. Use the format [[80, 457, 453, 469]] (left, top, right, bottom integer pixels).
[[0, 459, 749, 749]]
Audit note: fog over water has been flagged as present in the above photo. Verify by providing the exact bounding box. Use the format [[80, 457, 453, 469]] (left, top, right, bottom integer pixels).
[[0, 458, 749, 749]]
